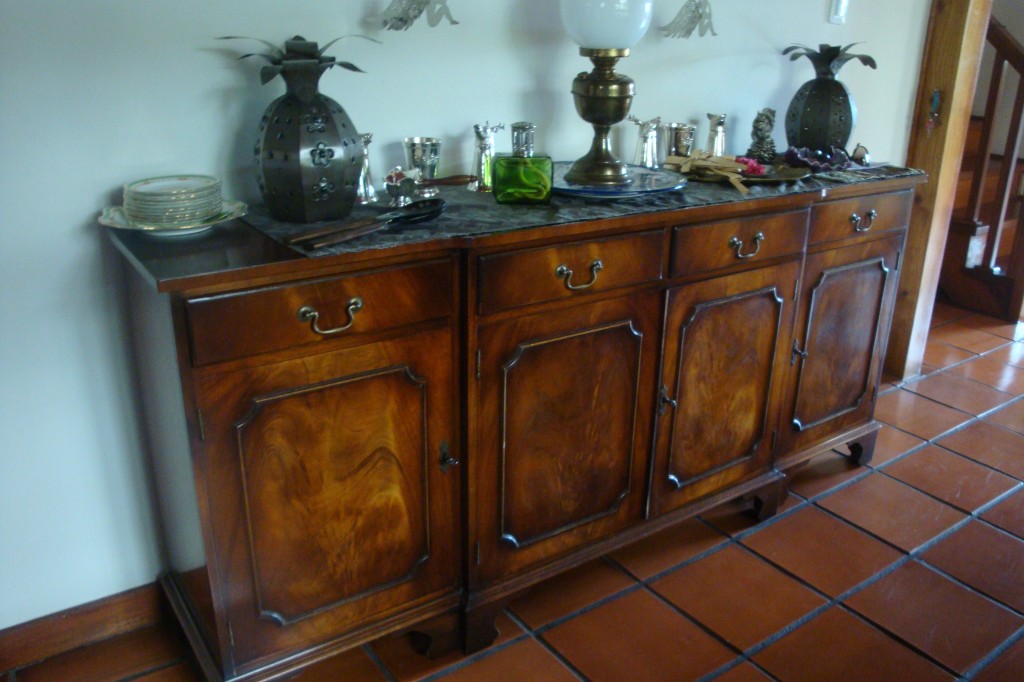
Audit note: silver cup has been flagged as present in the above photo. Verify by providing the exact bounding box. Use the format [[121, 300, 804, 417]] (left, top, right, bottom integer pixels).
[[403, 137, 442, 198], [662, 123, 696, 161]]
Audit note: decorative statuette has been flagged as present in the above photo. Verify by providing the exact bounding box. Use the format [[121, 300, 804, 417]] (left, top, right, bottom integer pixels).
[[746, 108, 777, 165], [221, 34, 379, 223], [373, 0, 459, 31], [660, 0, 716, 39]]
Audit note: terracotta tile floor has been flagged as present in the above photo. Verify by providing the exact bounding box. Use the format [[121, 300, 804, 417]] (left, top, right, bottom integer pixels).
[[9, 302, 1024, 681]]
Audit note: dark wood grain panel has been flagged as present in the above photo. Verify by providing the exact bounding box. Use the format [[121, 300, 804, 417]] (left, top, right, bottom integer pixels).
[[499, 320, 641, 548], [650, 260, 800, 516], [193, 327, 459, 672], [186, 259, 453, 365], [779, 234, 904, 457], [237, 366, 430, 625], [477, 231, 664, 315], [671, 210, 808, 278], [809, 190, 913, 246], [474, 293, 660, 582]]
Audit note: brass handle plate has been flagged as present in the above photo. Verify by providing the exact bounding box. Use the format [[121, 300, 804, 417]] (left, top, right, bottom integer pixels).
[[555, 258, 604, 290], [658, 385, 678, 416], [728, 232, 765, 259], [297, 297, 363, 336], [850, 209, 878, 232], [439, 440, 459, 472]]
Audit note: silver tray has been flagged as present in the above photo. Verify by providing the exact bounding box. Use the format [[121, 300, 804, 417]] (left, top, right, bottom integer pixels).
[[552, 162, 687, 199]]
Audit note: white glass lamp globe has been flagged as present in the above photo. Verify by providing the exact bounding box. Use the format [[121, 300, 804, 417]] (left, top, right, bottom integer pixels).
[[559, 0, 654, 50]]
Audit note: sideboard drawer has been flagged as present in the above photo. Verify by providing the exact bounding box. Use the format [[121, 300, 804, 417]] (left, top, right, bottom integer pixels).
[[186, 259, 453, 365], [810, 190, 913, 245], [477, 230, 664, 315], [671, 210, 808, 278]]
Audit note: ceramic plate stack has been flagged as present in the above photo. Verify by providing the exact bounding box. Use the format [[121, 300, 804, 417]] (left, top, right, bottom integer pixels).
[[123, 175, 223, 227]]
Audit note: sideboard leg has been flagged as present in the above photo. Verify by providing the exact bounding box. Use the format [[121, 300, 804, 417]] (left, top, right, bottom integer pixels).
[[407, 612, 461, 659], [746, 475, 786, 521], [461, 599, 506, 654], [846, 428, 879, 466]]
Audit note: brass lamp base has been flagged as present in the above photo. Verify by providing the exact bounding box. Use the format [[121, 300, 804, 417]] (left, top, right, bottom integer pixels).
[[565, 48, 635, 187]]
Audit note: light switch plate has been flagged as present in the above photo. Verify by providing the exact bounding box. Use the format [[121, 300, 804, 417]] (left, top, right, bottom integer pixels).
[[829, 0, 849, 24]]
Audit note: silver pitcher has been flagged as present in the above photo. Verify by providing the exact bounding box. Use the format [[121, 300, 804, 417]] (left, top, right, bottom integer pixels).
[[629, 116, 661, 169], [705, 113, 727, 156]]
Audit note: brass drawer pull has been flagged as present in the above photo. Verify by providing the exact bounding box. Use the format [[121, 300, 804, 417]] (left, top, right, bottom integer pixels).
[[850, 209, 878, 232], [555, 259, 604, 290], [297, 297, 363, 336], [728, 232, 765, 259]]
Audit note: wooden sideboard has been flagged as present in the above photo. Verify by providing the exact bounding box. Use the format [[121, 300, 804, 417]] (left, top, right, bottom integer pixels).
[[110, 168, 922, 680]]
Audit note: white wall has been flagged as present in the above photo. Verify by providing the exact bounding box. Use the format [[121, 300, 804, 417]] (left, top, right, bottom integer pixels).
[[0, 0, 930, 630]]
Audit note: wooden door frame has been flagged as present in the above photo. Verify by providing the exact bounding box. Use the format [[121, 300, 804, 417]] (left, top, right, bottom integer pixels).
[[885, 0, 993, 380]]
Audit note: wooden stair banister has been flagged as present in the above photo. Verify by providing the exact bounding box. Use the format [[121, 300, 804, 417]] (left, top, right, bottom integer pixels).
[[982, 19, 1024, 271], [942, 16, 1024, 322]]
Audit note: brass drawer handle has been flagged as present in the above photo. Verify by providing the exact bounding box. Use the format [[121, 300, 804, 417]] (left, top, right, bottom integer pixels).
[[728, 232, 765, 259], [297, 297, 363, 336], [850, 209, 878, 232], [555, 259, 604, 290]]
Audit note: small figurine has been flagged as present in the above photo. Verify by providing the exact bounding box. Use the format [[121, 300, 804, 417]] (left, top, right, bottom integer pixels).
[[746, 108, 777, 165]]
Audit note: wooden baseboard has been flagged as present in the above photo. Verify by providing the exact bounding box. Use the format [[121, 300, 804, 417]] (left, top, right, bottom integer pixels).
[[0, 582, 163, 673]]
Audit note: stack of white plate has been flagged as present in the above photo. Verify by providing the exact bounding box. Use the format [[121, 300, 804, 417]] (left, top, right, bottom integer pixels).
[[123, 175, 222, 227]]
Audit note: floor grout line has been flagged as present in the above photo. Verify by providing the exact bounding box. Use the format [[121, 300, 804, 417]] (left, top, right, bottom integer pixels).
[[960, 623, 1024, 680]]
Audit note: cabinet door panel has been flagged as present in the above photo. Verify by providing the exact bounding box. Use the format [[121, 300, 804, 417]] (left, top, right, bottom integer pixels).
[[236, 366, 429, 624], [780, 235, 903, 455], [650, 261, 799, 516], [475, 294, 659, 581], [195, 328, 458, 670]]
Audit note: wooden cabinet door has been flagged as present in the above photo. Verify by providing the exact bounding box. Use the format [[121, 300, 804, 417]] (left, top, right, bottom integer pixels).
[[193, 327, 459, 673], [649, 261, 800, 516], [779, 234, 904, 456], [474, 293, 660, 582]]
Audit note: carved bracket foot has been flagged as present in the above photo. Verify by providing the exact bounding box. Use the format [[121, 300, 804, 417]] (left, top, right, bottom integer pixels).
[[461, 598, 508, 654], [407, 613, 462, 660], [845, 429, 878, 466], [744, 476, 787, 521]]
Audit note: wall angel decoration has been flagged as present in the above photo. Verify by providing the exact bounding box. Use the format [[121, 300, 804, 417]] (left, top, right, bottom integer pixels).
[[660, 0, 716, 39], [372, 0, 459, 31]]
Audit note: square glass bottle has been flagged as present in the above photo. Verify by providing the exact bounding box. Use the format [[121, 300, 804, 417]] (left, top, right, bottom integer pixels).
[[493, 122, 553, 204]]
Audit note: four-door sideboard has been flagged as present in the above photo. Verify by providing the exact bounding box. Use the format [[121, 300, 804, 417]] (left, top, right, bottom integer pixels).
[[109, 167, 923, 680]]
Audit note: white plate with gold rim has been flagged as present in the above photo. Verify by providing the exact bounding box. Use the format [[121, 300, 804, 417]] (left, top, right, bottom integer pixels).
[[99, 201, 247, 236]]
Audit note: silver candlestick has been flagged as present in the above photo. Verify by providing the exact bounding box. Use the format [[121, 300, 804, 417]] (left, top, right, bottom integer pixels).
[[470, 122, 504, 192], [356, 133, 379, 204]]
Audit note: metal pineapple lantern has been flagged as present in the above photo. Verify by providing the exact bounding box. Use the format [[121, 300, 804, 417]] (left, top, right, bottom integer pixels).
[[223, 35, 376, 223], [783, 43, 876, 153]]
